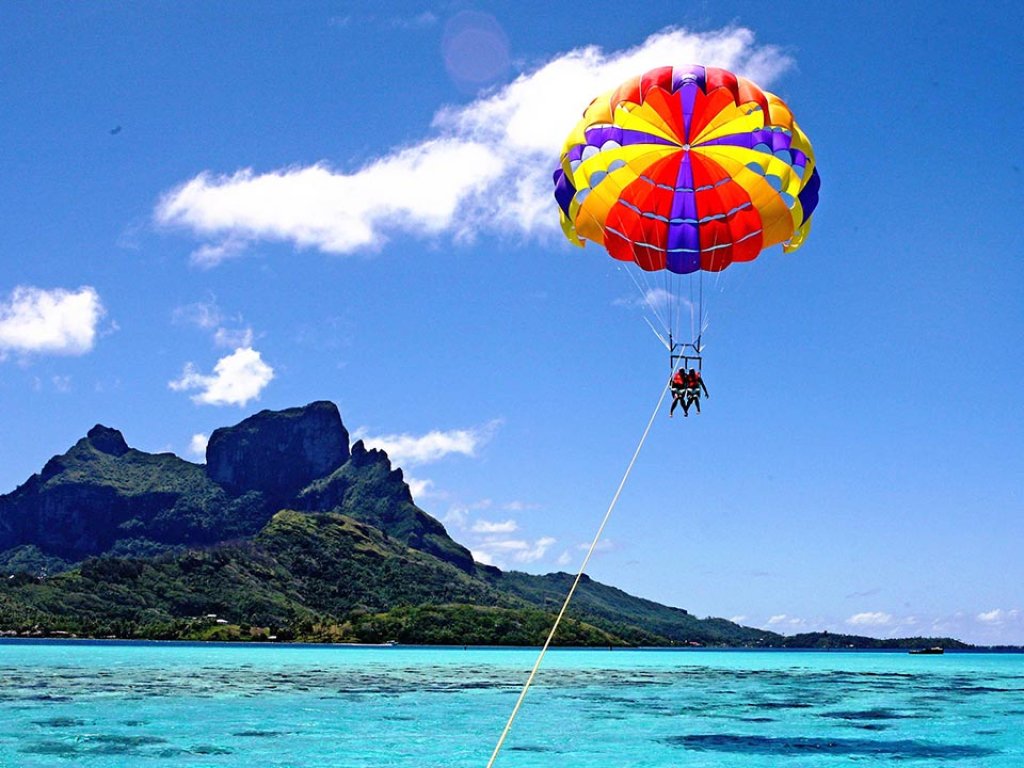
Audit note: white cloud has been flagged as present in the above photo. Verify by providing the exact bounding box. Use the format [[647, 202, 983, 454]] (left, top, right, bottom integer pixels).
[[752, 609, 1024, 645], [355, 420, 500, 466], [472, 548, 499, 567], [924, 608, 1024, 646], [519, 536, 556, 563], [846, 611, 895, 627], [436, 500, 560, 570], [472, 519, 518, 534], [473, 536, 556, 568], [977, 608, 1020, 624], [189, 433, 209, 458], [157, 142, 502, 264], [764, 614, 810, 631], [557, 550, 572, 566], [155, 27, 792, 263], [0, 286, 105, 357], [404, 475, 435, 500], [169, 346, 275, 406]]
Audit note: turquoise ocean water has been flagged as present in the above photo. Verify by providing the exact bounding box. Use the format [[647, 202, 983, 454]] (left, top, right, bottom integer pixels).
[[0, 640, 1021, 767]]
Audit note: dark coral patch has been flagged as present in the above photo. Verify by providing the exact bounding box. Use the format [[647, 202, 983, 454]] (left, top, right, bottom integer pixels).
[[665, 733, 997, 758]]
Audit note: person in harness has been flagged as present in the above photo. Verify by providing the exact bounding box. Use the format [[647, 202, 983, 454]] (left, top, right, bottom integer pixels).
[[669, 368, 688, 417], [682, 368, 709, 416]]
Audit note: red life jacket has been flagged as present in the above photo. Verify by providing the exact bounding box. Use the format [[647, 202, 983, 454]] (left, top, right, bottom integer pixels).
[[687, 371, 701, 388], [672, 371, 685, 387]]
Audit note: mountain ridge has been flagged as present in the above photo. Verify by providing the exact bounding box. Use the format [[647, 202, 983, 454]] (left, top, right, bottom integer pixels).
[[0, 402, 970, 650]]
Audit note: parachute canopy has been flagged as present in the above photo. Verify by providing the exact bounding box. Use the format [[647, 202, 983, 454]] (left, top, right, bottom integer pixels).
[[553, 65, 820, 274]]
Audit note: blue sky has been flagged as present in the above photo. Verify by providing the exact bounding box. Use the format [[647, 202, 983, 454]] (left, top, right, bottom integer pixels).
[[1, 1, 1021, 645]]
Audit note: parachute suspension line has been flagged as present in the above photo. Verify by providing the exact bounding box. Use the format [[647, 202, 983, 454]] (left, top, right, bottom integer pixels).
[[643, 315, 671, 351], [688, 274, 696, 348], [663, 266, 671, 348], [698, 266, 705, 352], [623, 263, 670, 339], [713, 258, 726, 294], [669, 265, 678, 351], [485, 382, 672, 768], [672, 268, 682, 351], [622, 264, 671, 342]]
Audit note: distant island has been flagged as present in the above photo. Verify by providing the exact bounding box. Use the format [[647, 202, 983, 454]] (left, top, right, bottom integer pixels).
[[0, 402, 970, 650]]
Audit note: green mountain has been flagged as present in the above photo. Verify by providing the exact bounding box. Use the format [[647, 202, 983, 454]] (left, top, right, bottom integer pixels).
[[0, 402, 967, 649]]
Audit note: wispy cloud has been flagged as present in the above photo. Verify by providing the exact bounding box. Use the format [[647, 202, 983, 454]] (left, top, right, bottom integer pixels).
[[393, 11, 438, 30], [213, 326, 254, 348], [501, 500, 539, 511], [440, 502, 558, 570], [355, 420, 500, 466], [328, 11, 439, 31], [0, 286, 105, 358], [442, 507, 469, 529], [172, 296, 254, 349], [613, 287, 677, 312], [155, 27, 792, 264], [190, 237, 249, 268], [172, 298, 222, 330], [911, 608, 1024, 646], [754, 608, 1024, 644], [169, 347, 274, 406], [977, 608, 1021, 625], [576, 539, 615, 553], [765, 614, 811, 631], [844, 587, 883, 600], [846, 611, 894, 627], [472, 519, 518, 534]]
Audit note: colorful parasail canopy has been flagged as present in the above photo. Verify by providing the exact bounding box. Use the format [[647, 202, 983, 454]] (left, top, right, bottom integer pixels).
[[553, 65, 820, 274]]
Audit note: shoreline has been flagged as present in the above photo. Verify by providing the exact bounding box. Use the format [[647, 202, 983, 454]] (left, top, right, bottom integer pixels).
[[2, 636, 1021, 652]]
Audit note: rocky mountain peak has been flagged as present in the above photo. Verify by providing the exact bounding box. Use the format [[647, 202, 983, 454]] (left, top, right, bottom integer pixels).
[[348, 439, 390, 469], [206, 401, 350, 497], [85, 425, 130, 456]]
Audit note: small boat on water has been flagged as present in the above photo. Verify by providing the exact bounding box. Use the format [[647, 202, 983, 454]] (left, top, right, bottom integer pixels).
[[909, 646, 944, 655]]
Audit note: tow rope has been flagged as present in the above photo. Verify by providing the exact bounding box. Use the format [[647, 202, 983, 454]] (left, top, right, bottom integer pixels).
[[485, 381, 671, 767]]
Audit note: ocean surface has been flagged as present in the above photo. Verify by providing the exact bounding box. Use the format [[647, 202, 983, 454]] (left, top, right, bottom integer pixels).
[[0, 641, 1021, 767]]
